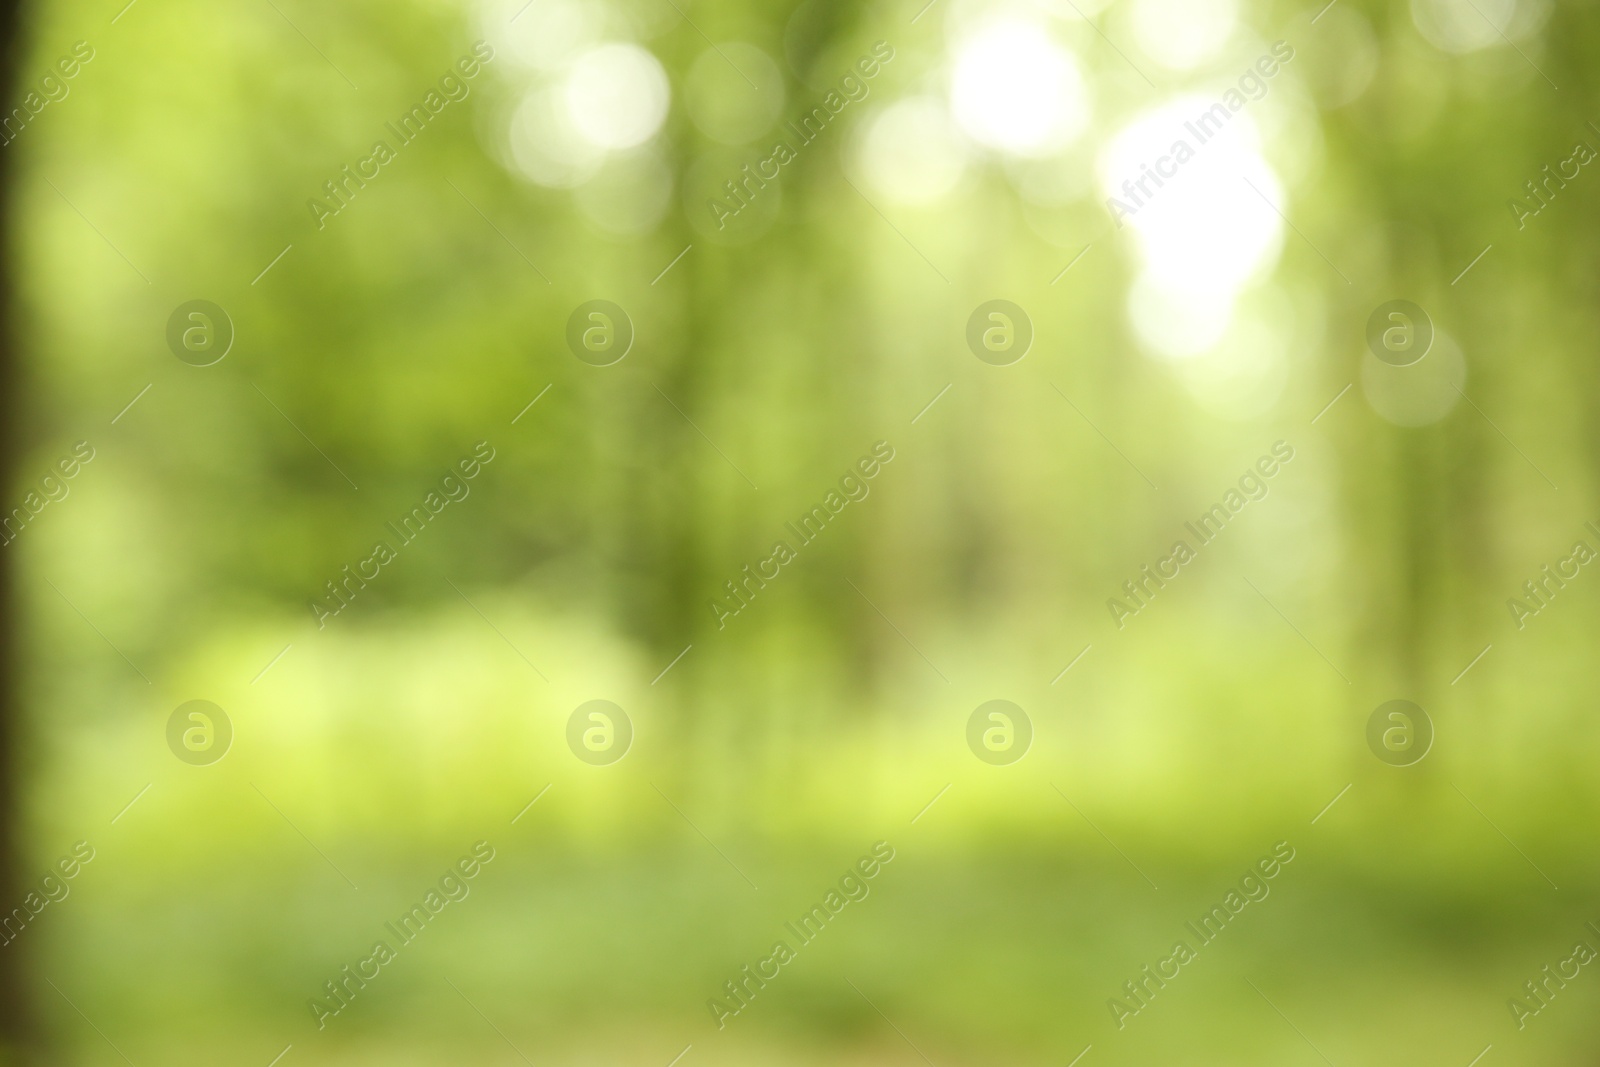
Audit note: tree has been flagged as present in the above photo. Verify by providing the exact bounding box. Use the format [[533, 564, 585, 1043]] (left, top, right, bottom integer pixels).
[[0, 1, 32, 1060]]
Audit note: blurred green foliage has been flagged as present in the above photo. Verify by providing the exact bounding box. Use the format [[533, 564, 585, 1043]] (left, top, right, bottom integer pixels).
[[9, 0, 1600, 1062]]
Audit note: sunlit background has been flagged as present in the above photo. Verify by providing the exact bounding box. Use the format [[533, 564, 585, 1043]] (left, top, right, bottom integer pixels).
[[9, 0, 1600, 1062]]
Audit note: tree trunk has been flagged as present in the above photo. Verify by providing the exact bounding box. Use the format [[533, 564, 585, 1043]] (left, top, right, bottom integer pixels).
[[0, 0, 35, 1062]]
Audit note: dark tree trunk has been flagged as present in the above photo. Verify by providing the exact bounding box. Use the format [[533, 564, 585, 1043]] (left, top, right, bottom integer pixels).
[[0, 1, 33, 1062]]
